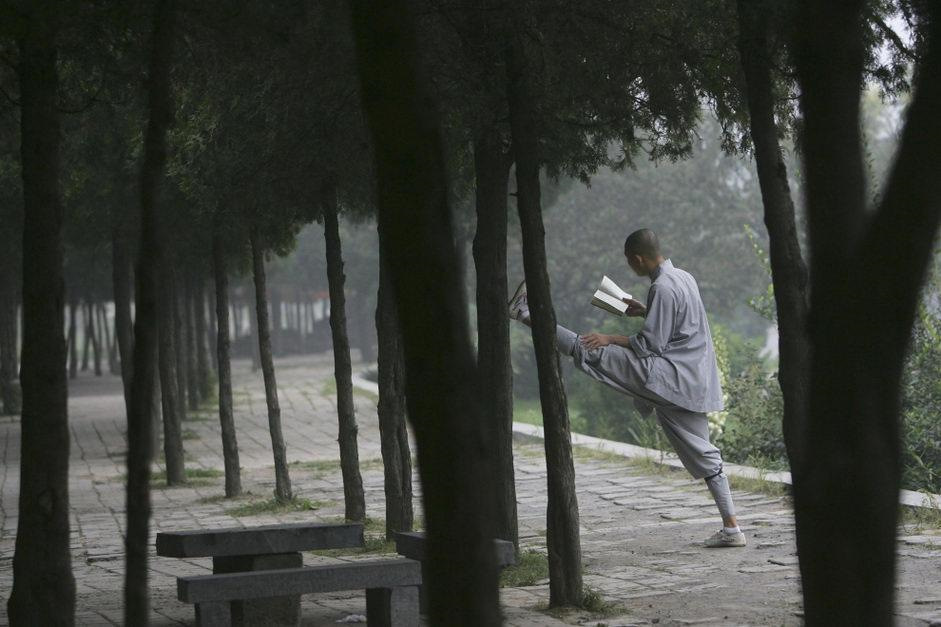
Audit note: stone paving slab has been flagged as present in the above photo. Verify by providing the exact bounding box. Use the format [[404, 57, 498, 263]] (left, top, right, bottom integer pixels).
[[0, 354, 940, 625]]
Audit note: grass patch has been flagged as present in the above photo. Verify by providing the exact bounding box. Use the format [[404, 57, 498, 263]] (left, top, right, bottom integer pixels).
[[147, 467, 224, 487], [572, 445, 634, 467], [182, 429, 199, 440], [513, 398, 543, 427], [900, 504, 941, 531], [322, 378, 379, 403], [290, 458, 384, 478], [539, 587, 627, 622], [225, 497, 331, 517], [727, 473, 791, 498], [500, 549, 548, 588], [311, 517, 397, 556]]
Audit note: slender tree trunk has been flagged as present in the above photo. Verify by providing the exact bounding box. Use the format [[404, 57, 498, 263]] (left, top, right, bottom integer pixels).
[[8, 10, 76, 622], [101, 302, 117, 375], [208, 279, 218, 371], [375, 250, 413, 539], [172, 268, 189, 418], [194, 276, 211, 401], [81, 300, 92, 372], [92, 300, 104, 376], [123, 2, 176, 622], [472, 128, 518, 550], [112, 220, 134, 411], [322, 191, 366, 521], [250, 230, 292, 502], [68, 296, 78, 379], [158, 266, 186, 486], [213, 229, 242, 497], [184, 273, 199, 409], [506, 31, 583, 606], [0, 267, 19, 415], [350, 3, 500, 623], [792, 3, 941, 623], [736, 0, 811, 475]]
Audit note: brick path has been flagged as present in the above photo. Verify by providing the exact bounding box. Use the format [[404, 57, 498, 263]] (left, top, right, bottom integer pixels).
[[1, 354, 940, 626]]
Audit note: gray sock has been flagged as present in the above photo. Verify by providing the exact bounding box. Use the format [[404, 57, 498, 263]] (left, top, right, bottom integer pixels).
[[705, 471, 736, 522]]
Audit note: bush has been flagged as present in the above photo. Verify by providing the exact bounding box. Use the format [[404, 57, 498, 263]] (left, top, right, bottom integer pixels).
[[900, 308, 941, 494]]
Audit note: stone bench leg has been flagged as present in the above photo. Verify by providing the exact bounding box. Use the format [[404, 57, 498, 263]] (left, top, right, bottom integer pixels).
[[196, 601, 232, 627], [365, 585, 420, 627], [212, 552, 302, 627]]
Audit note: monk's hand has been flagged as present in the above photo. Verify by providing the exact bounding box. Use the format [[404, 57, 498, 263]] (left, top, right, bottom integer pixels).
[[580, 333, 611, 350], [623, 297, 647, 318]]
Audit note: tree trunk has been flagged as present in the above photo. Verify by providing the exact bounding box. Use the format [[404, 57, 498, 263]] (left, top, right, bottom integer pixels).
[[208, 279, 218, 371], [213, 229, 242, 497], [735, 0, 811, 473], [350, 3, 501, 623], [68, 296, 78, 379], [96, 301, 110, 375], [0, 266, 19, 415], [506, 31, 583, 606], [250, 230, 293, 502], [158, 266, 186, 486], [173, 268, 189, 417], [184, 273, 199, 409], [472, 128, 518, 550], [792, 3, 941, 623], [112, 220, 134, 411], [90, 300, 101, 376], [123, 2, 176, 622], [375, 249, 413, 539], [101, 301, 117, 375], [194, 275, 211, 401], [81, 300, 92, 372], [322, 193, 366, 521], [8, 10, 76, 623]]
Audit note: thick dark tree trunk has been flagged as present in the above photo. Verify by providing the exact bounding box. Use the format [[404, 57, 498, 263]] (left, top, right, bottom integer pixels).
[[472, 128, 518, 550], [184, 273, 199, 410], [506, 32, 583, 606], [67, 296, 78, 379], [735, 0, 811, 473], [212, 229, 242, 497], [350, 3, 501, 623], [173, 268, 189, 417], [322, 193, 366, 521], [123, 2, 175, 622], [112, 221, 134, 411], [8, 11, 76, 623], [0, 267, 19, 415], [375, 250, 413, 539], [792, 3, 941, 624], [158, 266, 186, 486], [250, 230, 293, 502], [194, 275, 211, 402]]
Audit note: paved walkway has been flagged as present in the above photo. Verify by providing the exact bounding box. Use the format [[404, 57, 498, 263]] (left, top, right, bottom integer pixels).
[[1, 354, 940, 625]]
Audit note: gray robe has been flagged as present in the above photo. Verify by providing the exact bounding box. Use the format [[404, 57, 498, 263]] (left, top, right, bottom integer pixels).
[[627, 259, 724, 413]]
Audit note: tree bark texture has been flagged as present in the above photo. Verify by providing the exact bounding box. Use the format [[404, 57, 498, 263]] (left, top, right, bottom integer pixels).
[[8, 10, 76, 623], [322, 193, 366, 521], [0, 265, 21, 415], [112, 219, 134, 411], [506, 32, 583, 607], [472, 129, 519, 550], [735, 0, 811, 473], [158, 265, 186, 486], [250, 231, 293, 502], [194, 275, 211, 402], [212, 230, 242, 497], [793, 2, 941, 623], [350, 2, 501, 623], [184, 273, 199, 410], [123, 2, 176, 622], [375, 250, 413, 539]]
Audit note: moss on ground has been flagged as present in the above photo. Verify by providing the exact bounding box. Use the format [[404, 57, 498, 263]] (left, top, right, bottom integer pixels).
[[225, 497, 332, 517]]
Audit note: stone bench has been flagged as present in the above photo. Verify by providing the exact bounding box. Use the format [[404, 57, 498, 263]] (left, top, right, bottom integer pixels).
[[394, 531, 516, 613], [178, 559, 421, 627], [157, 522, 364, 625]]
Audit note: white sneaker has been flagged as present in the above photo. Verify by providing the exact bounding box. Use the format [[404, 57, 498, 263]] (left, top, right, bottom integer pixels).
[[704, 529, 746, 548], [508, 280, 529, 321]]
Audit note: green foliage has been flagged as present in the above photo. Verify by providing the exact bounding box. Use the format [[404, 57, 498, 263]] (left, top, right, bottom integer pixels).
[[900, 306, 941, 494]]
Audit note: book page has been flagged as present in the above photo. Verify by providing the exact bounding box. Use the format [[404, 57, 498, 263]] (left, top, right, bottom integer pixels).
[[599, 275, 631, 301]]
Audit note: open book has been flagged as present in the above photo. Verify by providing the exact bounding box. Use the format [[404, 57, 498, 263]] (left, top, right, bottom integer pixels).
[[591, 275, 633, 316]]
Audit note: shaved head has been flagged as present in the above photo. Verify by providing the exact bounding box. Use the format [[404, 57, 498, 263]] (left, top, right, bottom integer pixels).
[[624, 229, 661, 259]]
